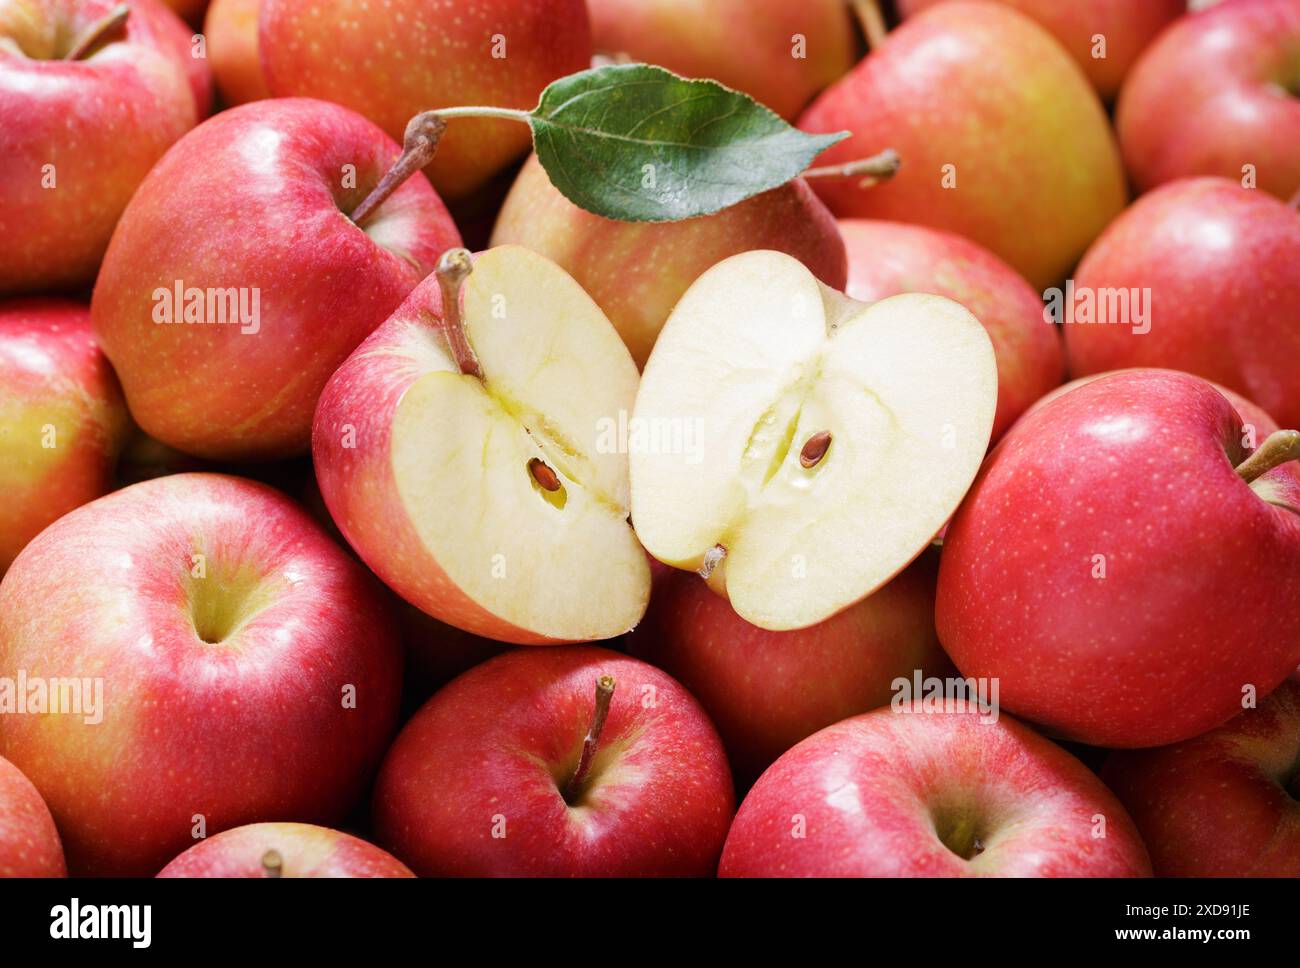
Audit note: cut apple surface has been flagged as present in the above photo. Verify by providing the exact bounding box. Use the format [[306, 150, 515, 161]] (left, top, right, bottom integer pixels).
[[314, 244, 649, 644], [630, 250, 996, 630]]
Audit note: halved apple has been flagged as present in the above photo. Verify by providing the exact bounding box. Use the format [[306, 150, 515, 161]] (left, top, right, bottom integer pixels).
[[313, 244, 649, 644], [630, 250, 997, 630]]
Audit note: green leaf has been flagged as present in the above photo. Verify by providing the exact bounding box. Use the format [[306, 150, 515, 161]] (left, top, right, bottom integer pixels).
[[528, 64, 846, 223]]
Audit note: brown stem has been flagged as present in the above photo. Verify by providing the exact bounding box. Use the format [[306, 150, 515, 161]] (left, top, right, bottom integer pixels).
[[1235, 430, 1300, 483], [349, 111, 447, 226], [803, 149, 900, 185], [851, 0, 888, 51], [261, 849, 283, 878], [64, 3, 129, 61], [565, 675, 616, 802], [433, 248, 483, 379], [698, 543, 727, 580]]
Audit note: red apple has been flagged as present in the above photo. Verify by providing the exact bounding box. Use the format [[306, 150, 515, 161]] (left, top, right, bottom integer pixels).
[[799, 1, 1126, 290], [629, 553, 949, 784], [936, 369, 1300, 748], [1063, 177, 1300, 429], [840, 219, 1063, 441], [719, 708, 1151, 877], [586, 0, 857, 120], [898, 0, 1185, 100], [0, 473, 403, 875], [0, 298, 129, 575], [1102, 676, 1300, 876], [259, 0, 592, 199], [204, 0, 268, 105], [91, 97, 461, 460], [0, 0, 211, 295], [1116, 0, 1300, 201], [158, 822, 414, 877], [491, 155, 848, 367], [313, 245, 650, 644], [0, 755, 65, 877], [373, 647, 734, 876]]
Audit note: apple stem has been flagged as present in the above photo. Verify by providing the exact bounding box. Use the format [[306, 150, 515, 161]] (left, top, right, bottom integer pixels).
[[64, 3, 130, 61], [802, 149, 900, 186], [349, 112, 448, 226], [1235, 429, 1300, 483], [565, 675, 616, 803], [261, 849, 283, 878], [851, 0, 888, 51], [433, 248, 484, 379], [698, 543, 727, 580], [799, 430, 832, 468]]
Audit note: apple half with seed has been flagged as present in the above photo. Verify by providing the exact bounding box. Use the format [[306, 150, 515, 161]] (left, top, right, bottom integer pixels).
[[313, 244, 649, 644], [629, 250, 997, 630]]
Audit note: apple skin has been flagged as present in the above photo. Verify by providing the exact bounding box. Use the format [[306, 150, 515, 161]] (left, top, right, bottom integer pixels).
[[91, 97, 461, 461], [157, 822, 414, 877], [260, 0, 592, 199], [0, 0, 212, 295], [0, 755, 66, 877], [629, 553, 949, 785], [799, 1, 1126, 291], [840, 219, 1063, 442], [1063, 177, 1300, 429], [936, 369, 1300, 749], [1116, 0, 1300, 202], [491, 155, 847, 368], [898, 0, 1185, 100], [0, 473, 404, 876], [372, 647, 735, 876], [586, 0, 856, 120], [719, 708, 1151, 877], [160, 0, 208, 26], [1102, 675, 1300, 877], [0, 298, 129, 575], [204, 0, 269, 105]]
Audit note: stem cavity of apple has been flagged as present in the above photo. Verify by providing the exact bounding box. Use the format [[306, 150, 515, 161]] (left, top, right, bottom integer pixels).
[[800, 430, 832, 468], [433, 248, 484, 379], [698, 543, 727, 580], [564, 675, 616, 804], [64, 3, 130, 61], [1234, 429, 1300, 483], [349, 111, 449, 227], [261, 849, 284, 878]]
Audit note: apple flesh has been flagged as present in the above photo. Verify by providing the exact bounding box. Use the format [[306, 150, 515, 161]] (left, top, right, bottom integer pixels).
[[158, 822, 414, 877], [586, 0, 857, 120], [719, 707, 1151, 877], [91, 97, 461, 460], [204, 0, 269, 105], [259, 0, 592, 199], [0, 0, 211, 295], [1064, 177, 1300, 429], [799, 1, 1126, 290], [314, 244, 650, 644], [0, 473, 403, 876], [936, 369, 1300, 748], [372, 647, 734, 876], [630, 249, 997, 631], [1116, 0, 1300, 202], [1102, 676, 1300, 877], [0, 755, 65, 877], [629, 552, 949, 784], [0, 298, 129, 575], [840, 219, 1063, 442], [491, 155, 847, 369], [898, 0, 1185, 100]]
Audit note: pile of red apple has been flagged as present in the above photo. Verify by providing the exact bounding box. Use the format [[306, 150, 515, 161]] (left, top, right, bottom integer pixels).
[[2, 0, 1299, 880]]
